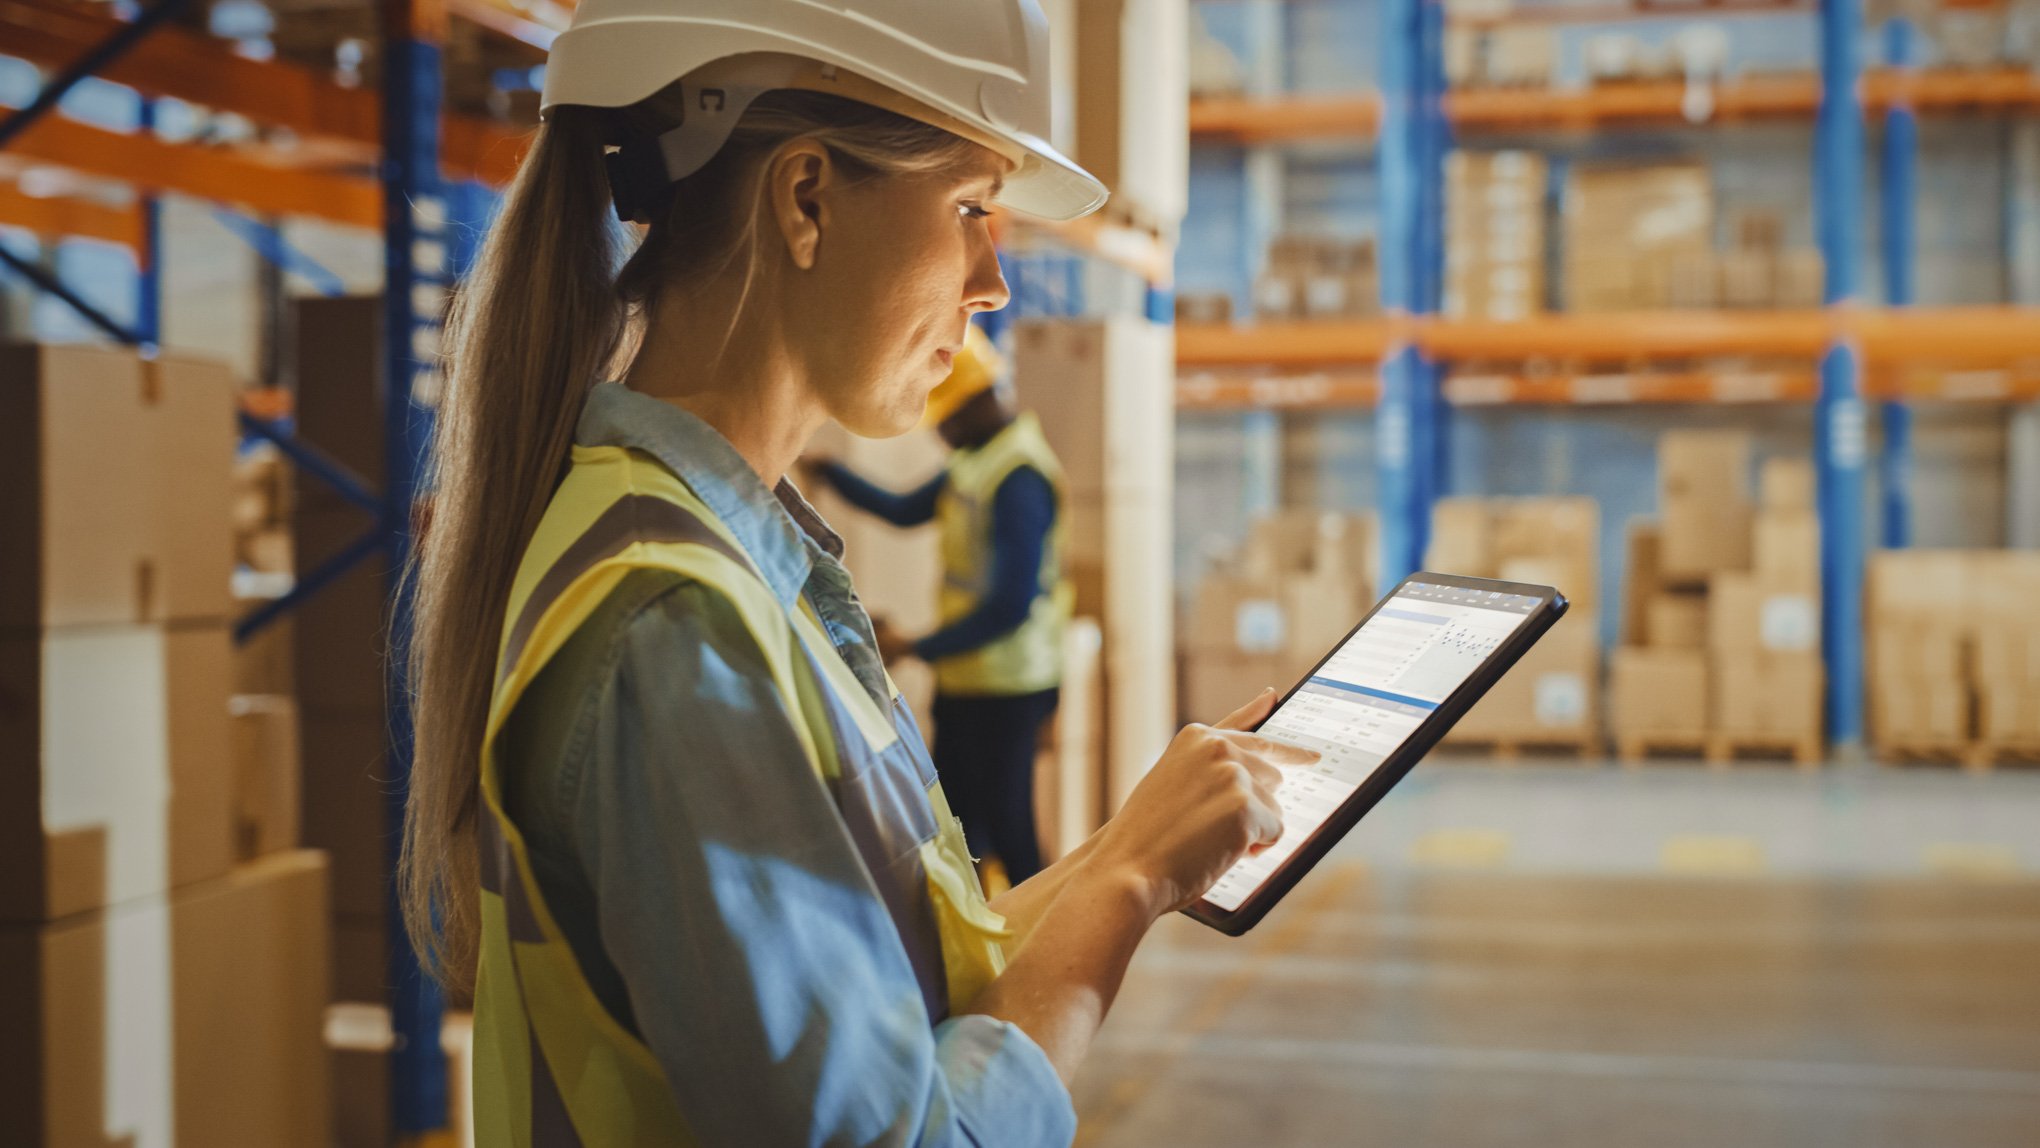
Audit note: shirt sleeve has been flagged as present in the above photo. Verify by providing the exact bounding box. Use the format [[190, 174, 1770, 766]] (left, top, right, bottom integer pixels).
[[569, 579, 1075, 1148], [914, 467, 1057, 663], [816, 461, 947, 528]]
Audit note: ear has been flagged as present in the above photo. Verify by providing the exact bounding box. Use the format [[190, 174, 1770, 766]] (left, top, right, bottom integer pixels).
[[766, 141, 832, 272]]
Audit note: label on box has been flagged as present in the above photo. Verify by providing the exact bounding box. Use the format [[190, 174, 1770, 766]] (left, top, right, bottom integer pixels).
[[1760, 595, 1818, 651], [1235, 599, 1287, 654], [1533, 672, 1589, 726]]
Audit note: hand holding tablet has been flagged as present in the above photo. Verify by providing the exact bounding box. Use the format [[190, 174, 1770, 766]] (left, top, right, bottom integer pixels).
[[1184, 574, 1568, 934]]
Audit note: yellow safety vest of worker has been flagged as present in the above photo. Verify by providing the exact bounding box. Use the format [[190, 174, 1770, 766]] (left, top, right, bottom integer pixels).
[[469, 440, 1010, 1145], [926, 333, 1075, 697]]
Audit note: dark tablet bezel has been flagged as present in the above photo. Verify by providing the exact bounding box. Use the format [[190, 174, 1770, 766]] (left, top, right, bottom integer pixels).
[[1182, 571, 1569, 936]]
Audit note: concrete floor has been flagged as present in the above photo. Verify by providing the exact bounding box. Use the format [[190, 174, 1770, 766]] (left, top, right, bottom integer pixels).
[[1073, 763, 2040, 1147]]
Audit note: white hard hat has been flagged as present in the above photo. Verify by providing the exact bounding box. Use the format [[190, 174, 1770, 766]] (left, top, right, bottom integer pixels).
[[541, 0, 1109, 223]]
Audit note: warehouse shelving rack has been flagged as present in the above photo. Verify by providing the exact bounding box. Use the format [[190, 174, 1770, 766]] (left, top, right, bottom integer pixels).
[[0, 0, 511, 1134], [1184, 0, 2040, 750], [0, 1, 1178, 1136]]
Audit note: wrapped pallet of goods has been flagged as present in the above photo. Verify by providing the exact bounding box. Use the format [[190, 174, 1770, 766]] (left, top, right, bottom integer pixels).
[[1613, 520, 1712, 762], [0, 343, 328, 1148], [1426, 496, 1601, 758], [1563, 161, 1712, 313], [1705, 458, 1823, 767], [1445, 151, 1547, 321], [1871, 550, 2040, 769], [1180, 510, 1377, 726]]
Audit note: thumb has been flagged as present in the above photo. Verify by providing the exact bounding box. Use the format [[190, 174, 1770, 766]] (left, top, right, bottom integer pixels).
[[1216, 686, 1279, 731]]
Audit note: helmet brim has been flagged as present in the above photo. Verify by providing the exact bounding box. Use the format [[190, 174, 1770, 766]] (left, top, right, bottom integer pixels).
[[998, 133, 1111, 222]]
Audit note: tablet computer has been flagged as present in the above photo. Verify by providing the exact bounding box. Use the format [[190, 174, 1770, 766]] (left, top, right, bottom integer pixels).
[[1184, 572, 1568, 935]]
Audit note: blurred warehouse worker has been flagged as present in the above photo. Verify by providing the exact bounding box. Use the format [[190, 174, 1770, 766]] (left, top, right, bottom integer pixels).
[[398, 1, 1306, 1145], [806, 325, 1070, 885]]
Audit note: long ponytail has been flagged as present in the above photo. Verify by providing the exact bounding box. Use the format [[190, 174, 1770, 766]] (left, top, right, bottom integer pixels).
[[401, 108, 624, 994]]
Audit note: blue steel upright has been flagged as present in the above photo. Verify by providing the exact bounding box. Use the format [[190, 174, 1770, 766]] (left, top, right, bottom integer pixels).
[[1817, 0, 1869, 747], [1376, 0, 1445, 582], [381, 2, 449, 1133], [1878, 19, 1917, 550]]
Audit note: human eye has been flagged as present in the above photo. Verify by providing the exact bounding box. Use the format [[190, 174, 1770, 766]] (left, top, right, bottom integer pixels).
[[959, 202, 994, 220]]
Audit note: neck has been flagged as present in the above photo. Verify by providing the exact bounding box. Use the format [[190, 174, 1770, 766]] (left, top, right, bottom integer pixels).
[[624, 292, 825, 489]]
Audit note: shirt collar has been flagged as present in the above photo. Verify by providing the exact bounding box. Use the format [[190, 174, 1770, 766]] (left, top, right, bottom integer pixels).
[[575, 382, 841, 607]]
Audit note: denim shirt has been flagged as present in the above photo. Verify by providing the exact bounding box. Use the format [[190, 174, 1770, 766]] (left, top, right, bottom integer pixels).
[[493, 383, 1075, 1147]]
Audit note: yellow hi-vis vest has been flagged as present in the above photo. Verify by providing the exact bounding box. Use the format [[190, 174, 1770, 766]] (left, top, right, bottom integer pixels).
[[933, 413, 1073, 696], [472, 442, 1011, 1146]]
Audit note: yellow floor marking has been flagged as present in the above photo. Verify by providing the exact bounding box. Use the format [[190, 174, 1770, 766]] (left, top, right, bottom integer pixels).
[[1660, 835, 1767, 876], [1410, 829, 1512, 869], [1922, 843, 2022, 880]]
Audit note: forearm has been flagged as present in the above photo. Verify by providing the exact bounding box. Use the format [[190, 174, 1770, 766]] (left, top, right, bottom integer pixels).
[[962, 862, 1157, 1086], [987, 829, 1102, 947]]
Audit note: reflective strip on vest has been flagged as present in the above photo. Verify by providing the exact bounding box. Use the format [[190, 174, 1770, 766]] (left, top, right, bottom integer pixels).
[[933, 413, 1073, 696], [472, 443, 1008, 1145]]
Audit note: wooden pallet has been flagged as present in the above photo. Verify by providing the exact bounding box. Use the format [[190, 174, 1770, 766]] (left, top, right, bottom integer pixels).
[[1706, 735, 1824, 771], [1615, 733, 1711, 767], [1441, 733, 1602, 764], [1883, 740, 2040, 773]]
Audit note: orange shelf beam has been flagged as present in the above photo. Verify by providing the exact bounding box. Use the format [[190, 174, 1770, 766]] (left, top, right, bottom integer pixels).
[[0, 0, 530, 187], [1188, 92, 1381, 143], [1178, 308, 2040, 369], [1191, 69, 2040, 142], [0, 182, 143, 250], [1177, 319, 1395, 366], [1178, 370, 1380, 409], [8, 117, 382, 227]]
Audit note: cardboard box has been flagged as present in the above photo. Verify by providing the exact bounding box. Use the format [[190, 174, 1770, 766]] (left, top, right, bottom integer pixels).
[[1875, 676, 1970, 743], [0, 624, 235, 924], [1712, 651, 1823, 739], [1563, 162, 1712, 311], [1181, 651, 1293, 727], [1661, 495, 1754, 584], [231, 696, 301, 862], [1611, 647, 1709, 738], [1872, 624, 1968, 684], [1659, 430, 1752, 503], [1185, 574, 1288, 655], [299, 713, 392, 919], [1014, 318, 1174, 501], [1760, 458, 1816, 514], [292, 504, 393, 718], [1427, 497, 1495, 576], [1667, 249, 1718, 309], [1972, 630, 2040, 686], [0, 344, 236, 629], [1775, 249, 1825, 308], [1646, 592, 1708, 649], [1718, 248, 1775, 309], [1447, 614, 1599, 741], [1753, 511, 1819, 593], [1710, 572, 1820, 654], [292, 296, 384, 516], [1978, 681, 2040, 742], [0, 851, 330, 1148], [232, 604, 296, 697], [1622, 520, 1664, 645]]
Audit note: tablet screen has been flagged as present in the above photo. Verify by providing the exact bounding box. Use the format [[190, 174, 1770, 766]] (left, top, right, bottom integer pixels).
[[1202, 580, 1547, 912]]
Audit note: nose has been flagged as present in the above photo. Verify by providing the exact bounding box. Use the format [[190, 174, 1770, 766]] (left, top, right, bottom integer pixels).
[[964, 225, 1010, 314]]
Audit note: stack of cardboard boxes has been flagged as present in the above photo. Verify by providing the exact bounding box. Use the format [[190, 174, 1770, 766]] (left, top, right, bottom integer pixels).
[[1563, 161, 1713, 312], [1668, 211, 1826, 311], [1870, 550, 2040, 760], [1445, 24, 1560, 89], [1253, 235, 1381, 323], [1181, 510, 1378, 725], [1426, 496, 1602, 753], [1612, 433, 1823, 763], [1708, 457, 1823, 762], [288, 295, 405, 1147], [1445, 151, 1546, 321], [0, 343, 328, 1147], [1016, 317, 1177, 819]]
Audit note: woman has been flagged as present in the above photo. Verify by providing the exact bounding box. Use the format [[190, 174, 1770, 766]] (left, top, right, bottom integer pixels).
[[400, 2, 1308, 1143]]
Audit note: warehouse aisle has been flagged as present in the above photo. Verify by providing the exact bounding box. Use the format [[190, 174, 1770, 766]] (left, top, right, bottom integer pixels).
[[1072, 771, 2040, 1148]]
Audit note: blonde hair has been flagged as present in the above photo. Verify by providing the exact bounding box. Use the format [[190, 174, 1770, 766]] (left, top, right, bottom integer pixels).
[[402, 90, 987, 994]]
